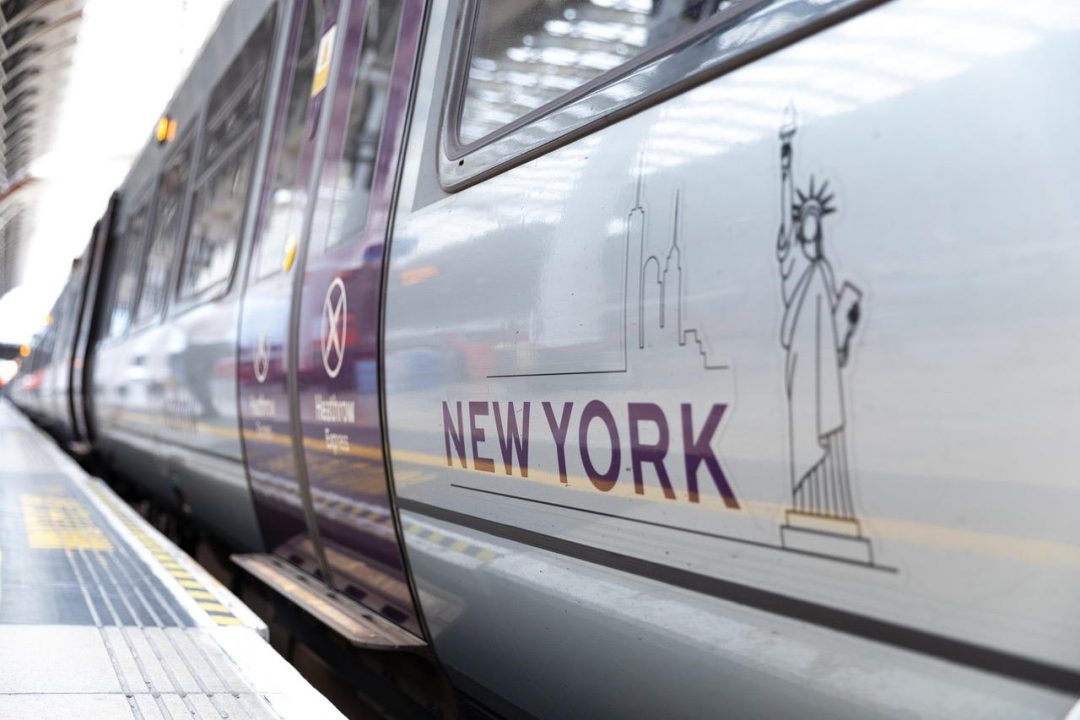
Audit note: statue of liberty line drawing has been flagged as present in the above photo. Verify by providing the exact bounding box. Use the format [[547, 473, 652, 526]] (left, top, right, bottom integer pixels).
[[775, 105, 874, 565]]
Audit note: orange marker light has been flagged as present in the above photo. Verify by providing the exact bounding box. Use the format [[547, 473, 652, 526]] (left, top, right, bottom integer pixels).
[[156, 116, 170, 144], [282, 235, 298, 271], [19, 345, 30, 358], [166, 118, 178, 142]]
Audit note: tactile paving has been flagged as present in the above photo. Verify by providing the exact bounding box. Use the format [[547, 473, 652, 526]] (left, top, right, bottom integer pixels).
[[0, 401, 346, 719]]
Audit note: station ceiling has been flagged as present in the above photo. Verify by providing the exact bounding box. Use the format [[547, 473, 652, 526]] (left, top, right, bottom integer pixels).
[[0, 0, 85, 298]]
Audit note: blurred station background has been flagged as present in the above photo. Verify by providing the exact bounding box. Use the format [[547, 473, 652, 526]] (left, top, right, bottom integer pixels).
[[0, 0, 230, 384]]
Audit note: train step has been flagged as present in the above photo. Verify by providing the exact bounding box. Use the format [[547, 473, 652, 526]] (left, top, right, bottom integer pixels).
[[232, 553, 426, 650]]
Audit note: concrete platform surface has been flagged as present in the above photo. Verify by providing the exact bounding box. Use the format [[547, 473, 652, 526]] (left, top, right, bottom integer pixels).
[[0, 400, 347, 720]]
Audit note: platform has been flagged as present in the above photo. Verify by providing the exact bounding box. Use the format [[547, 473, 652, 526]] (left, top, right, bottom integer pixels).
[[0, 399, 346, 720]]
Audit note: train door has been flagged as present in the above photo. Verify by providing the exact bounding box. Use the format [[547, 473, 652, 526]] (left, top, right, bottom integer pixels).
[[69, 223, 98, 444], [291, 0, 425, 638], [237, 0, 338, 577], [49, 275, 83, 443], [71, 195, 118, 446]]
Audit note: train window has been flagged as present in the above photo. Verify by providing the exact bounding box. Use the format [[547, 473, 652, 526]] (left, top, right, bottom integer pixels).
[[179, 9, 275, 299], [181, 138, 257, 298], [140, 137, 193, 320], [52, 281, 80, 364], [105, 201, 151, 338], [317, 0, 402, 252], [253, 1, 322, 279], [455, 0, 756, 146], [132, 187, 166, 324]]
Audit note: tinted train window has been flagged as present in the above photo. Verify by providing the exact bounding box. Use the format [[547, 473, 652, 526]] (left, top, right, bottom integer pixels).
[[141, 138, 192, 319], [106, 203, 151, 338], [53, 281, 80, 363], [181, 140, 257, 298], [253, 1, 322, 279], [319, 0, 402, 251], [457, 0, 751, 145], [180, 9, 275, 299]]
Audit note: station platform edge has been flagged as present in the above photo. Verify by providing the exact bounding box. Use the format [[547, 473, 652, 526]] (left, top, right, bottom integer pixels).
[[0, 399, 346, 720]]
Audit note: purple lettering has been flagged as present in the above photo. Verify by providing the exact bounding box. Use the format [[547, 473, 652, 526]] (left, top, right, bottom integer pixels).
[[469, 401, 495, 473], [493, 401, 530, 478], [682, 404, 738, 508], [579, 400, 621, 492], [442, 401, 466, 468], [628, 402, 675, 499], [543, 402, 574, 485]]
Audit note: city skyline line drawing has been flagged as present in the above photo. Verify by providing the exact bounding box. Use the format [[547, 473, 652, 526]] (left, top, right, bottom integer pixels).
[[488, 157, 729, 379]]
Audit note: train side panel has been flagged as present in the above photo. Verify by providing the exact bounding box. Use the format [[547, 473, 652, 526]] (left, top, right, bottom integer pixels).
[[152, 2, 279, 552], [88, 0, 279, 551], [384, 1, 1080, 716]]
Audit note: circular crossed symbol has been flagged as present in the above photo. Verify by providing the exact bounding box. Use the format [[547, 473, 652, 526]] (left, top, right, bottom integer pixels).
[[253, 331, 269, 384], [321, 277, 347, 378]]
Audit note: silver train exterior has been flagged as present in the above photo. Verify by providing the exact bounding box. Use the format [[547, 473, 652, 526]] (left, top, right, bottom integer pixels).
[[8, 0, 1080, 717]]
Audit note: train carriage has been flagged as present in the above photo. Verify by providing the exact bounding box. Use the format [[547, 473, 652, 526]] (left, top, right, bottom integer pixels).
[[7, 0, 1080, 717]]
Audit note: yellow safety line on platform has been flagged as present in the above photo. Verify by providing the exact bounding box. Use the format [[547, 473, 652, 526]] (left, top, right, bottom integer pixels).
[[88, 485, 242, 627], [21, 495, 113, 551]]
